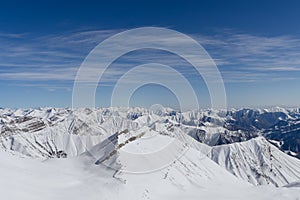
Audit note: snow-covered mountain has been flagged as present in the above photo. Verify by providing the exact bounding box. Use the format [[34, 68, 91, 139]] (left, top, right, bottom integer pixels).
[[210, 137, 300, 187], [2, 134, 299, 200], [1, 107, 299, 158], [0, 107, 299, 199]]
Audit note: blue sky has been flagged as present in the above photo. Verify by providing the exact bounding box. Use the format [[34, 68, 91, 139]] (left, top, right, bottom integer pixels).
[[0, 0, 300, 109]]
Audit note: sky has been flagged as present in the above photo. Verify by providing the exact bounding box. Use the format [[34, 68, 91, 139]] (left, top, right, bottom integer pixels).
[[0, 0, 300, 110]]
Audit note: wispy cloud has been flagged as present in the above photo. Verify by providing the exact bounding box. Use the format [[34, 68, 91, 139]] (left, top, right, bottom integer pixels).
[[0, 29, 120, 89], [1, 28, 300, 90], [199, 31, 300, 69]]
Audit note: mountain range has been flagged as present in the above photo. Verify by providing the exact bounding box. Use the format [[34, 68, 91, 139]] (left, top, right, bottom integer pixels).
[[0, 107, 299, 199]]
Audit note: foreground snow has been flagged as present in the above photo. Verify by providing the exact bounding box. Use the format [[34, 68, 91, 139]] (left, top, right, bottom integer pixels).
[[0, 143, 299, 200]]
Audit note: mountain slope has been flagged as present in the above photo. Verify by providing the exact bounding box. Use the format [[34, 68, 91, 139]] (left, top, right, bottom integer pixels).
[[209, 137, 300, 187], [1, 133, 299, 200]]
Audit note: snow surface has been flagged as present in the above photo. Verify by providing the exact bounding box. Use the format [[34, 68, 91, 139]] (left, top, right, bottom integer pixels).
[[0, 107, 299, 199], [1, 138, 300, 200], [210, 137, 300, 186]]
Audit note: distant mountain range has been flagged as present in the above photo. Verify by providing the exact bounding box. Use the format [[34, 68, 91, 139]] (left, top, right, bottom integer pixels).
[[0, 107, 299, 159]]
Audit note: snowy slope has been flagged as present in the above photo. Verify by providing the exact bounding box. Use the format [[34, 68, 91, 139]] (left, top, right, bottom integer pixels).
[[1, 133, 300, 200], [210, 137, 300, 187]]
